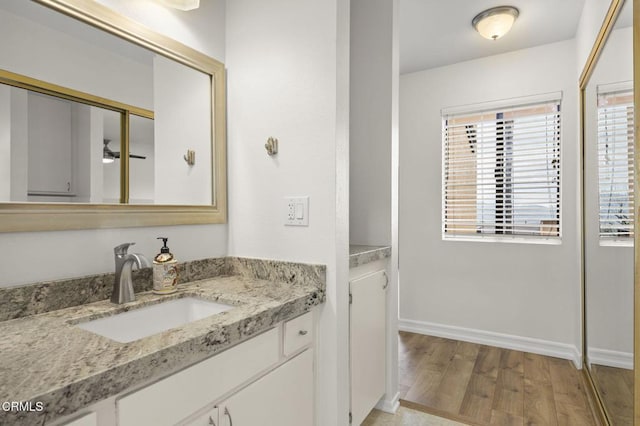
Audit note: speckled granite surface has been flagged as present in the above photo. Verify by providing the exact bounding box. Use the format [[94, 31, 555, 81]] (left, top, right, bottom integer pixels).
[[0, 258, 325, 425], [0, 257, 230, 322], [349, 245, 391, 268]]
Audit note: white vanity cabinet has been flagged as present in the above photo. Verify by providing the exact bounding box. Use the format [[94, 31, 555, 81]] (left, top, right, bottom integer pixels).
[[349, 263, 387, 426], [116, 311, 314, 426]]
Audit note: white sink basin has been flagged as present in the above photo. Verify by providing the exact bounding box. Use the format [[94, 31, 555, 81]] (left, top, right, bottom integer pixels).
[[76, 297, 233, 343]]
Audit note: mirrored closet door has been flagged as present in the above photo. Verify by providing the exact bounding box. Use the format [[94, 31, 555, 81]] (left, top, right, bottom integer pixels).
[[583, 0, 635, 424]]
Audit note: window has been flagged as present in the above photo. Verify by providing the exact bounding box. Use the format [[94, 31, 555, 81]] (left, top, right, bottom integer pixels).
[[597, 84, 634, 240], [442, 95, 561, 239]]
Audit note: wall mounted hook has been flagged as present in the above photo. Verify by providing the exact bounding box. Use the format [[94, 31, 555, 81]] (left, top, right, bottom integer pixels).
[[184, 149, 195, 166], [265, 137, 278, 156]]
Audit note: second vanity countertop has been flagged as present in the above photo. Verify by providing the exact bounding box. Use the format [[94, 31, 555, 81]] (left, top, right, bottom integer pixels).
[[0, 262, 325, 425], [349, 245, 391, 268]]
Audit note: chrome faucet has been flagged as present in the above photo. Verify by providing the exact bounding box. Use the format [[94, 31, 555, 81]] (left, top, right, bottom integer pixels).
[[111, 242, 149, 304]]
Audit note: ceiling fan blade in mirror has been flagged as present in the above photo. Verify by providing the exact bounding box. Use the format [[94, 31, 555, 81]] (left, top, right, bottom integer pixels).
[[109, 152, 146, 160]]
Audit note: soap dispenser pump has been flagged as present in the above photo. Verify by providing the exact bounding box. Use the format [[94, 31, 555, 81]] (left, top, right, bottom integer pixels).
[[153, 237, 178, 294]]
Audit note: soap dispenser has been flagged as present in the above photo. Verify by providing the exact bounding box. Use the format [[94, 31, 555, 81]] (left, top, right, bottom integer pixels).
[[153, 237, 178, 294]]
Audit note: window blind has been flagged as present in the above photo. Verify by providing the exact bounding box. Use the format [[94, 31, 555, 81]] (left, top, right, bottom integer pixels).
[[597, 86, 634, 239], [442, 98, 561, 238]]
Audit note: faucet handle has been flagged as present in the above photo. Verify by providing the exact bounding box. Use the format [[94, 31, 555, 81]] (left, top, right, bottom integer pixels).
[[114, 242, 136, 256]]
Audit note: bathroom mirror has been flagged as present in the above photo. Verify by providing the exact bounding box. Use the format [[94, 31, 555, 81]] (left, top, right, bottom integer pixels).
[[582, 0, 635, 423], [0, 0, 226, 231]]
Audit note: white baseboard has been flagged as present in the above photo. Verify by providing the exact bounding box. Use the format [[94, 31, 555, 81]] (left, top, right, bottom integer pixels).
[[375, 391, 399, 414], [399, 318, 582, 368], [588, 347, 633, 370]]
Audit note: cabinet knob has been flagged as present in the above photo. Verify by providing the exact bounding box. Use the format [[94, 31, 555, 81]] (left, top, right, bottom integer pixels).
[[298, 330, 308, 336]]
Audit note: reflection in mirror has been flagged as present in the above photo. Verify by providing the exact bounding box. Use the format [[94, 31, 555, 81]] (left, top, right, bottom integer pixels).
[[0, 84, 123, 203], [102, 110, 123, 204], [584, 0, 634, 424], [153, 56, 212, 205], [129, 115, 154, 204], [0, 0, 214, 206]]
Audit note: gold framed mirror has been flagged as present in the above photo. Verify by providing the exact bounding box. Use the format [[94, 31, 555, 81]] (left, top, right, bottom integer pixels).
[[580, 0, 637, 423], [0, 0, 226, 231]]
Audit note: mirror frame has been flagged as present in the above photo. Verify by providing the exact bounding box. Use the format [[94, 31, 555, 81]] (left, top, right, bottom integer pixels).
[[578, 0, 636, 424], [634, 2, 639, 424], [0, 0, 227, 231]]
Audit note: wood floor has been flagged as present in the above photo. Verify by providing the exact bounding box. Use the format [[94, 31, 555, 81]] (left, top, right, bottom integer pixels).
[[590, 364, 634, 425], [398, 331, 597, 426]]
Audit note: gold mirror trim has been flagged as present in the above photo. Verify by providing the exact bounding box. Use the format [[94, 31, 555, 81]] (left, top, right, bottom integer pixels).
[[579, 0, 625, 89], [579, 0, 635, 424], [34, 0, 224, 75], [0, 204, 224, 232], [121, 112, 130, 205], [0, 0, 227, 231], [581, 369, 610, 425], [634, 1, 640, 424]]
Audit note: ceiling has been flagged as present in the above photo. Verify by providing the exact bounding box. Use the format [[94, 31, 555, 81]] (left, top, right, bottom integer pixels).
[[399, 0, 586, 74]]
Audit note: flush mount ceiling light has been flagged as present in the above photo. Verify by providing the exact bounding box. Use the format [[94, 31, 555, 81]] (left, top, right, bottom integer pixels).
[[162, 0, 200, 11], [472, 6, 519, 41]]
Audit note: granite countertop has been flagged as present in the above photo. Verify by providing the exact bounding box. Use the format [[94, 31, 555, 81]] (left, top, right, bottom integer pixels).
[[0, 259, 325, 425], [349, 245, 391, 268]]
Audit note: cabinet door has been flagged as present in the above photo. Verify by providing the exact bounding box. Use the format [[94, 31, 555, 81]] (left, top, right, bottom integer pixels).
[[27, 92, 73, 195], [219, 349, 313, 426], [350, 270, 387, 426]]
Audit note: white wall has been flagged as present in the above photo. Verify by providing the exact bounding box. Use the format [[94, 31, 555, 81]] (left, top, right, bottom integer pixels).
[[9, 88, 28, 203], [72, 103, 93, 203], [584, 26, 634, 365], [225, 0, 350, 424], [399, 40, 582, 363], [349, 0, 400, 411], [102, 110, 125, 203], [89, 108, 107, 203], [0, 85, 10, 200], [153, 55, 211, 205], [129, 115, 155, 204], [0, 1, 228, 287], [350, 0, 393, 246]]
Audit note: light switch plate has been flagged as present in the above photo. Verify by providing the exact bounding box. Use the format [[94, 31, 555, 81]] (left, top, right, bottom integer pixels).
[[284, 196, 309, 226]]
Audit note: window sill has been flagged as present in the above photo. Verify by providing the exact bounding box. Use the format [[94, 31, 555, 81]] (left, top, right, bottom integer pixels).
[[599, 239, 633, 248], [443, 235, 562, 245]]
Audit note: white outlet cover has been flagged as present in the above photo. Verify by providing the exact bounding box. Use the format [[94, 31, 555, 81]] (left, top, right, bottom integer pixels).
[[284, 196, 309, 226]]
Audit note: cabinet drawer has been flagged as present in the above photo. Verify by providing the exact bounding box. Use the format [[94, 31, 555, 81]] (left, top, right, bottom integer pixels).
[[117, 327, 280, 426], [283, 312, 313, 356]]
